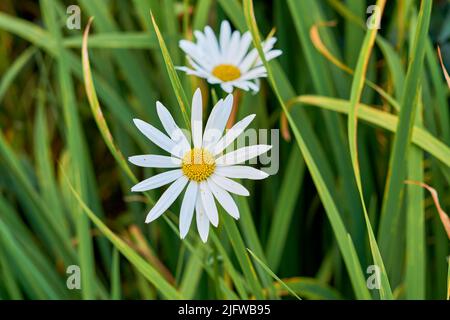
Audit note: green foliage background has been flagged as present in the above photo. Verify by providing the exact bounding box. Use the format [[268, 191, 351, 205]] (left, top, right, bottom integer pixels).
[[0, 0, 449, 300]]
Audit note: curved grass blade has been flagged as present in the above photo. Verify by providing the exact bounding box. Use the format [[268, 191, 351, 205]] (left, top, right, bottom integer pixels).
[[150, 11, 190, 128], [64, 175, 183, 299], [378, 0, 433, 276], [82, 17, 136, 183], [243, 0, 370, 300], [291, 96, 450, 168]]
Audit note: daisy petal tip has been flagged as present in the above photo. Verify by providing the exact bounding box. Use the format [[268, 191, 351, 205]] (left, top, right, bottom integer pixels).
[[194, 87, 202, 97], [224, 93, 234, 105], [145, 214, 156, 224], [261, 171, 270, 179], [221, 84, 233, 93], [132, 118, 144, 128]]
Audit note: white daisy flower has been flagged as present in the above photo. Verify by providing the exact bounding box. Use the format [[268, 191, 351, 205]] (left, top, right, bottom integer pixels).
[[177, 20, 282, 94], [129, 88, 271, 242]]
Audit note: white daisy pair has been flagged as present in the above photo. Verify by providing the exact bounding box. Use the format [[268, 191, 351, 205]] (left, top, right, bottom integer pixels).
[[129, 89, 271, 242], [177, 20, 282, 93]]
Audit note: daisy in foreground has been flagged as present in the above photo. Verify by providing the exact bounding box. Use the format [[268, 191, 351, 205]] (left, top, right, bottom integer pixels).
[[129, 88, 271, 242], [177, 20, 282, 93]]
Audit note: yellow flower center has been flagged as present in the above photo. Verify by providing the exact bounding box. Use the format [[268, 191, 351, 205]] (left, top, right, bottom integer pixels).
[[181, 148, 216, 182], [211, 64, 241, 82]]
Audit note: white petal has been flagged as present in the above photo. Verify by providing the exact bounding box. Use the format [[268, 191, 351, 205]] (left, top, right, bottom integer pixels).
[[207, 179, 240, 219], [210, 174, 250, 196], [216, 145, 272, 166], [145, 176, 188, 223], [199, 181, 219, 227], [131, 169, 183, 192], [219, 20, 231, 55], [191, 88, 203, 148], [215, 166, 269, 180], [133, 118, 183, 158], [213, 114, 256, 155], [156, 102, 191, 154], [194, 30, 209, 52], [179, 181, 199, 239], [221, 83, 233, 93], [203, 94, 233, 148], [206, 75, 222, 84], [196, 197, 210, 242], [128, 155, 181, 168]]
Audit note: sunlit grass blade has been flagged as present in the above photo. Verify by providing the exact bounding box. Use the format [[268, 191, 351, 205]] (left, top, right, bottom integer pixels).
[[346, 0, 392, 299], [64, 32, 157, 49], [65, 176, 183, 299], [291, 96, 450, 168], [150, 11, 190, 128], [82, 17, 135, 183], [243, 0, 370, 299], [377, 0, 433, 277]]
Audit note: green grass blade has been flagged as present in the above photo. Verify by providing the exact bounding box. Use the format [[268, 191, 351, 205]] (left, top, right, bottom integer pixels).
[[0, 46, 36, 103], [64, 32, 157, 49], [247, 249, 301, 300], [150, 12, 190, 128], [243, 0, 371, 299], [266, 147, 305, 271], [110, 248, 121, 300]]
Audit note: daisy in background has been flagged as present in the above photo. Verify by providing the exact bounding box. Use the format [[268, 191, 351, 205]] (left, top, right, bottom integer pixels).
[[129, 88, 271, 242], [177, 20, 282, 93]]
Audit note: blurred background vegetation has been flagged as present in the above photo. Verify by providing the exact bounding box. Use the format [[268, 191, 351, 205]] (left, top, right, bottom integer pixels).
[[0, 0, 448, 300]]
